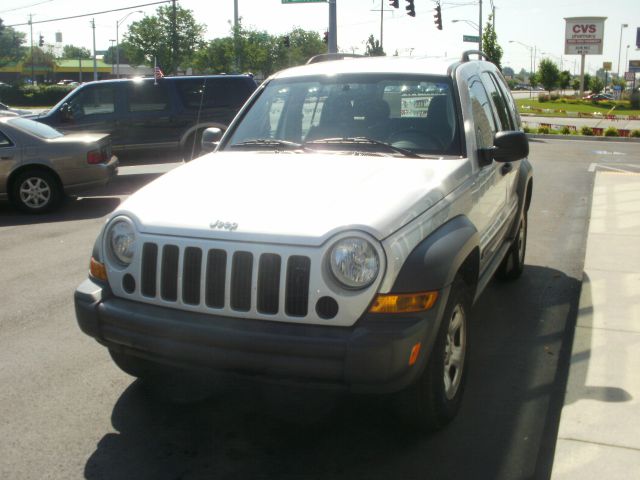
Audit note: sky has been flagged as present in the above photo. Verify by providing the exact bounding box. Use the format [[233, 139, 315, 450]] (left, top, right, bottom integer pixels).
[[1, 0, 639, 75]]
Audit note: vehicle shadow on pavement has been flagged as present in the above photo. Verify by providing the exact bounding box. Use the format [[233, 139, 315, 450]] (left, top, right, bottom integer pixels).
[[84, 265, 582, 480]]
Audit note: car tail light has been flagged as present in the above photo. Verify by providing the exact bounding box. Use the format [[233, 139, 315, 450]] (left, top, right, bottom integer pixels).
[[87, 150, 106, 164]]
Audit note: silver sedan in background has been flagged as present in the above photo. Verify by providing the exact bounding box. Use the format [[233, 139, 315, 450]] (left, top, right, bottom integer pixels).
[[0, 116, 118, 213]]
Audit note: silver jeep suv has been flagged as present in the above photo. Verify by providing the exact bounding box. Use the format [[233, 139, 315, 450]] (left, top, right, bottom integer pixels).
[[75, 52, 532, 431]]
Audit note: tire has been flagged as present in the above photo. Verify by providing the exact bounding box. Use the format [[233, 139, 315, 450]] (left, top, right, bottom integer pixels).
[[496, 211, 527, 281], [395, 278, 471, 432], [11, 169, 61, 213]]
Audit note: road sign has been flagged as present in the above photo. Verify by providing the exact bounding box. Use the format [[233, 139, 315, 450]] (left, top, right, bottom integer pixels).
[[630, 60, 640, 73], [613, 85, 622, 91], [603, 61, 612, 70], [625, 72, 635, 81], [463, 35, 480, 43]]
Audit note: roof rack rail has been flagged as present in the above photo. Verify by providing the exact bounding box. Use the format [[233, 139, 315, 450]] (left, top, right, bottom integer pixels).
[[306, 53, 364, 64], [461, 50, 488, 62]]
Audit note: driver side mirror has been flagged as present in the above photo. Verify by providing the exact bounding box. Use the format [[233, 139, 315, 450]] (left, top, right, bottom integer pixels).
[[60, 103, 73, 122], [201, 127, 223, 153]]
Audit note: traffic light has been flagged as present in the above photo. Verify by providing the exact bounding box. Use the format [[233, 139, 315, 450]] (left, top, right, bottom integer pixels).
[[283, 35, 290, 48], [405, 0, 415, 17], [38, 35, 44, 47], [434, 2, 442, 30], [323, 31, 329, 44], [388, 0, 399, 7]]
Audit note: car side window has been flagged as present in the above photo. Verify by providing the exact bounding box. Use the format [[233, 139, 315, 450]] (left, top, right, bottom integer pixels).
[[68, 84, 116, 117], [481, 72, 514, 131], [468, 77, 497, 149], [0, 130, 13, 147], [493, 73, 521, 129], [126, 82, 170, 112]]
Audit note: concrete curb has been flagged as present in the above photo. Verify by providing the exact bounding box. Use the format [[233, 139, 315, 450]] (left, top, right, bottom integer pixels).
[[526, 134, 640, 143]]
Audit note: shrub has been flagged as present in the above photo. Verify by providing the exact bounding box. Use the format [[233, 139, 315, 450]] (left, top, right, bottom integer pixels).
[[538, 94, 549, 103], [0, 84, 73, 106], [537, 126, 550, 134], [604, 127, 619, 137], [630, 129, 640, 138], [561, 126, 571, 135], [580, 126, 594, 136], [522, 125, 531, 133], [550, 94, 560, 101]]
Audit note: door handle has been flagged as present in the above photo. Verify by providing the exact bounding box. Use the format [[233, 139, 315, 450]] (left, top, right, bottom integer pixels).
[[501, 163, 512, 175]]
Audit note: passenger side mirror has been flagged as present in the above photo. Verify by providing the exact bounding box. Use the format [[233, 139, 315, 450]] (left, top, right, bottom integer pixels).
[[480, 131, 529, 164], [201, 127, 223, 153]]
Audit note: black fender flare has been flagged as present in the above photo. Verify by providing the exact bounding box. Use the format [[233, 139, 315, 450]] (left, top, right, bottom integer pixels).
[[507, 159, 533, 240], [391, 215, 480, 293]]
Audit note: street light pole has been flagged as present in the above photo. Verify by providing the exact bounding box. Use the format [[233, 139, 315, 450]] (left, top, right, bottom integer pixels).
[[478, 0, 482, 52], [617, 23, 628, 77], [116, 10, 143, 79], [510, 40, 534, 98]]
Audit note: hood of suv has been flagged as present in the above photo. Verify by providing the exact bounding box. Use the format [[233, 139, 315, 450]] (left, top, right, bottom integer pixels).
[[118, 151, 468, 245]]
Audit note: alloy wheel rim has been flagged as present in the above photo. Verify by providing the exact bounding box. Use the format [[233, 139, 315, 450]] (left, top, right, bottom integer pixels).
[[19, 177, 51, 209], [443, 304, 466, 400]]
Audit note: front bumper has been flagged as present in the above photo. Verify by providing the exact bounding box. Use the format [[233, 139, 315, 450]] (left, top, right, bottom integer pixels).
[[75, 278, 450, 394]]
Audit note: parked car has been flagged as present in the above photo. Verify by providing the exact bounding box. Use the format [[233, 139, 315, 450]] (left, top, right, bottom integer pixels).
[[0, 116, 117, 213], [583, 93, 615, 101], [0, 102, 34, 117], [32, 75, 258, 160], [75, 52, 532, 431]]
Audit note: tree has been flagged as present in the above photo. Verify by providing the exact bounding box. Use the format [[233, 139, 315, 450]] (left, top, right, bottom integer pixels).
[[537, 58, 560, 94], [364, 35, 385, 56], [124, 5, 205, 74], [583, 73, 592, 92], [0, 17, 26, 68], [482, 14, 503, 70], [502, 66, 515, 77], [61, 44, 91, 59], [529, 72, 539, 89], [590, 77, 604, 94], [559, 70, 571, 93], [103, 42, 134, 65]]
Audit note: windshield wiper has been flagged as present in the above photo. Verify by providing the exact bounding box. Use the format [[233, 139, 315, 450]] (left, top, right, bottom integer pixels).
[[304, 137, 422, 158], [230, 138, 303, 149]]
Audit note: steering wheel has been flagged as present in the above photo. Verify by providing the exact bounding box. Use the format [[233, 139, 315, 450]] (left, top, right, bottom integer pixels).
[[387, 129, 445, 151]]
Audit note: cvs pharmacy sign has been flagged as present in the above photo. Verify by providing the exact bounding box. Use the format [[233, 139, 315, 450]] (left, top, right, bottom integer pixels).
[[565, 17, 606, 55]]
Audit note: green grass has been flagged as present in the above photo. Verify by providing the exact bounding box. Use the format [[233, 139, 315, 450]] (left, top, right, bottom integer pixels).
[[516, 98, 640, 117]]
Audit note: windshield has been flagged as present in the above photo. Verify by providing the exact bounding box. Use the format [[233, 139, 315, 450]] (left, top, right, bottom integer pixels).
[[224, 73, 460, 156], [8, 117, 64, 139]]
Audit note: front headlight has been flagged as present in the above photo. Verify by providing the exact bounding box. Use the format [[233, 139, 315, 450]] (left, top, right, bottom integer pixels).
[[106, 217, 136, 267], [329, 237, 379, 289]]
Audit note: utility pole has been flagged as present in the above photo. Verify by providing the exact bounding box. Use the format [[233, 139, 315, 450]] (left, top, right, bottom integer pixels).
[[328, 0, 337, 54], [380, 0, 383, 50], [91, 18, 97, 81], [234, 0, 239, 71], [171, 0, 177, 74], [478, 0, 482, 52], [29, 14, 34, 84]]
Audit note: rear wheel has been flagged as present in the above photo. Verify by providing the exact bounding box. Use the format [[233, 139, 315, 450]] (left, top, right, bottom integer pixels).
[[11, 169, 61, 213], [395, 278, 470, 431]]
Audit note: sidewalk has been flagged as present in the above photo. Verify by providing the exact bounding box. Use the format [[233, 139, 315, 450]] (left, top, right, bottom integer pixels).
[[552, 170, 640, 478]]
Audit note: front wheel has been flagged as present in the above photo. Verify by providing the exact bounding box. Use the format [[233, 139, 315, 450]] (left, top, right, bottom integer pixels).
[[395, 278, 470, 431], [496, 212, 527, 281]]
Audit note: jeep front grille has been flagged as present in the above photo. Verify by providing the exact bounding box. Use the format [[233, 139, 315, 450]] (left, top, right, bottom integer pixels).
[[139, 242, 311, 317]]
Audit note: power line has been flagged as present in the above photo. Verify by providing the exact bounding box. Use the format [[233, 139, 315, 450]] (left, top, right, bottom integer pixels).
[[5, 0, 171, 27], [0, 0, 54, 14]]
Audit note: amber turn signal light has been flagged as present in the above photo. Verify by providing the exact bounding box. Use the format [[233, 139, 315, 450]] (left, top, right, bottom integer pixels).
[[90, 257, 107, 281], [408, 343, 421, 366], [369, 291, 438, 314]]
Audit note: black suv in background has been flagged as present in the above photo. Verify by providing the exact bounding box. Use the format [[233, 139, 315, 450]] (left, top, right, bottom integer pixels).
[[32, 75, 257, 160]]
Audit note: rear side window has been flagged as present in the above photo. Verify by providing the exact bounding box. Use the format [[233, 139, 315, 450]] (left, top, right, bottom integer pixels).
[[468, 77, 497, 149], [126, 82, 170, 112], [177, 78, 254, 110]]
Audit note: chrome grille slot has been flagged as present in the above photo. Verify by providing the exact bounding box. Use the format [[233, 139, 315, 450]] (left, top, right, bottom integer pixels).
[[205, 249, 227, 308], [141, 243, 158, 297], [286, 256, 311, 317], [182, 247, 202, 305], [257, 253, 281, 314], [230, 251, 253, 311], [160, 245, 179, 301]]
